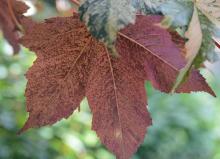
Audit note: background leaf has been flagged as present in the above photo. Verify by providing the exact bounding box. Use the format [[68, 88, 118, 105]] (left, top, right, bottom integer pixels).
[[172, 6, 203, 92], [196, 0, 220, 26], [79, 0, 136, 54]]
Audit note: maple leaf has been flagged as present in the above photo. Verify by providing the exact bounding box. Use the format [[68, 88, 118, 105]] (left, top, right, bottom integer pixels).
[[20, 14, 215, 159], [0, 0, 28, 54], [79, 0, 136, 55]]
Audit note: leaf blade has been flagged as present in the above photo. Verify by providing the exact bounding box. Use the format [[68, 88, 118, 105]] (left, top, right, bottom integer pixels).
[[86, 45, 151, 159], [79, 0, 136, 54], [20, 16, 94, 132], [20, 14, 215, 158]]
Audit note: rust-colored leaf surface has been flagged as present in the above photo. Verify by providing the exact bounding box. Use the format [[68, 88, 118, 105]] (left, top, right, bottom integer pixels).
[[20, 14, 215, 159], [119, 15, 215, 95], [0, 0, 28, 54]]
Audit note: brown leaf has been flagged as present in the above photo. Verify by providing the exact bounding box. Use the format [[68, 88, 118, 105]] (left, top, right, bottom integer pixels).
[[20, 14, 215, 159], [0, 0, 28, 54], [20, 17, 94, 131], [86, 45, 150, 159], [119, 15, 214, 95]]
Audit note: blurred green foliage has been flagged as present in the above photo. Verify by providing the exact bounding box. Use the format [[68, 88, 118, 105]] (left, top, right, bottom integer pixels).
[[136, 82, 220, 159], [1, 0, 220, 158]]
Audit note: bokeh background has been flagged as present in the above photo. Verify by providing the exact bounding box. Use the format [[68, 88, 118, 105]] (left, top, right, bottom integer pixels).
[[1, 0, 220, 159]]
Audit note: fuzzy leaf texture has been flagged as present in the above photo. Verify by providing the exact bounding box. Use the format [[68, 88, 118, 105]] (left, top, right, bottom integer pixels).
[[0, 0, 28, 54], [79, 0, 136, 54], [20, 14, 215, 159]]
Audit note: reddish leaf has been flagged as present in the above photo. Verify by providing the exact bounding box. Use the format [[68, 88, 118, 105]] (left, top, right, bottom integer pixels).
[[119, 16, 215, 95], [0, 0, 28, 54], [86, 45, 150, 159], [20, 14, 215, 159]]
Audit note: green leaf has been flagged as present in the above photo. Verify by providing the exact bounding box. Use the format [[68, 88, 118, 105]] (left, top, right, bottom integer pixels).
[[132, 0, 194, 38], [198, 11, 219, 64], [159, 0, 193, 27], [132, 0, 193, 27], [132, 0, 164, 14], [79, 0, 135, 55], [172, 6, 202, 93], [196, 0, 220, 27]]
